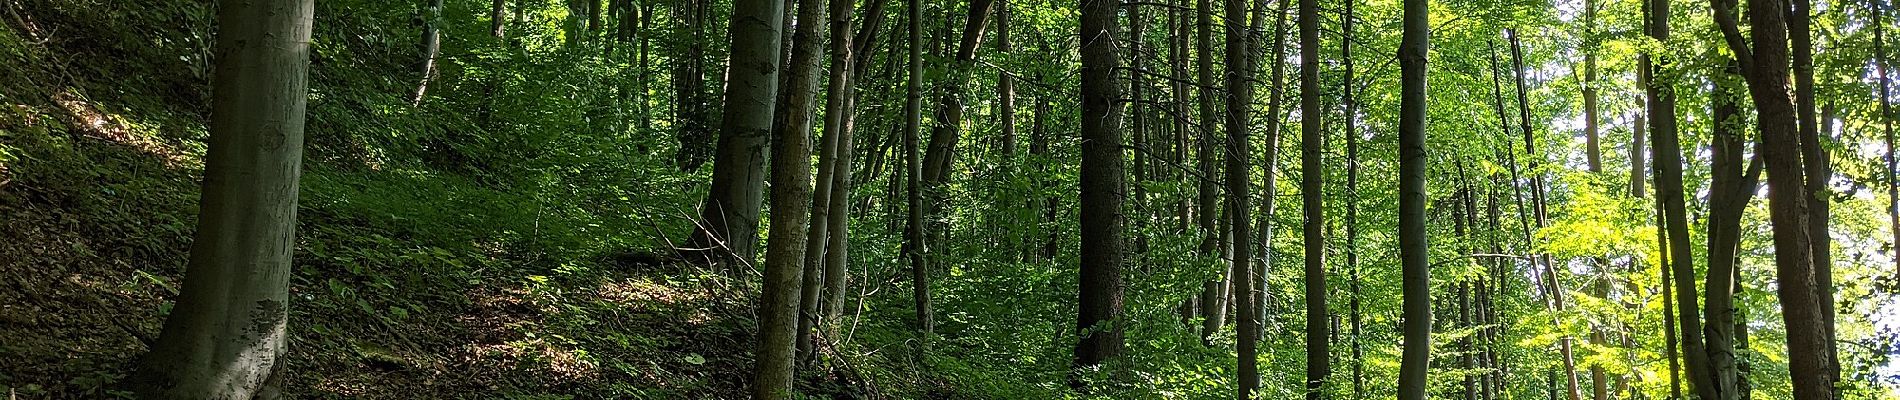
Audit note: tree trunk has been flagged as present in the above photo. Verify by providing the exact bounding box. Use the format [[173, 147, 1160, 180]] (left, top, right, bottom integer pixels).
[[792, 0, 841, 361], [1195, 0, 1227, 343], [1879, 0, 1900, 282], [691, 0, 785, 267], [1582, 0, 1601, 173], [1508, 29, 1583, 400], [1395, 0, 1429, 394], [1341, 0, 1364, 393], [904, 0, 932, 339], [1298, 0, 1330, 392], [745, 0, 799, 394], [820, 0, 860, 339], [919, 0, 996, 189], [492, 0, 507, 38], [1704, 57, 1756, 400], [1790, 0, 1838, 385], [411, 0, 444, 105], [1716, 0, 1834, 395], [1073, 0, 1126, 387], [131, 0, 315, 397], [1225, 0, 1261, 395]]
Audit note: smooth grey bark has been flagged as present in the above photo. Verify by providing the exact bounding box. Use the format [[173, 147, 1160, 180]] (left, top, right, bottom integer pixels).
[[742, 0, 796, 395], [819, 0, 860, 347], [1073, 0, 1126, 388], [919, 0, 996, 188], [1395, 0, 1429, 394], [690, 0, 785, 265], [131, 0, 315, 398], [411, 0, 444, 105], [787, 0, 834, 363]]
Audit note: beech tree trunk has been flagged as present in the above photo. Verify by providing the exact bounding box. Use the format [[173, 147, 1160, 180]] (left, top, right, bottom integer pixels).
[[1394, 0, 1429, 393], [689, 0, 785, 266], [744, 0, 798, 394], [1713, 0, 1835, 395], [1341, 0, 1364, 393], [790, 0, 839, 361], [1508, 29, 1583, 400], [818, 0, 861, 347], [1072, 0, 1126, 387], [411, 0, 444, 105], [131, 0, 315, 397]]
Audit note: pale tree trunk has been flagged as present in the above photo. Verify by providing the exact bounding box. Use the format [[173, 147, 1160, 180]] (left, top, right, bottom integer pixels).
[[689, 0, 782, 265], [790, 0, 837, 362], [744, 0, 797, 394], [1395, 0, 1429, 393], [819, 0, 860, 348], [1224, 0, 1261, 395], [412, 0, 444, 105], [1299, 0, 1330, 391], [132, 0, 315, 397], [1073, 0, 1126, 388]]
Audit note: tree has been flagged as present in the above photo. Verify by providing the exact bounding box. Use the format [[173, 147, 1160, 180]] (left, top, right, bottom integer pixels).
[[1073, 0, 1126, 388], [904, 0, 932, 340], [411, 0, 445, 105], [1710, 0, 1836, 395], [1195, 0, 1229, 343], [131, 0, 316, 397], [742, 0, 797, 394], [817, 0, 861, 350], [1394, 0, 1430, 394], [1298, 0, 1330, 392]]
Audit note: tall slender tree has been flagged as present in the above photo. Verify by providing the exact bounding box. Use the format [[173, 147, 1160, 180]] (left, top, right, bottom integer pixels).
[[1298, 0, 1330, 392], [1394, 0, 1430, 393], [746, 0, 800, 394], [1073, 0, 1126, 388]]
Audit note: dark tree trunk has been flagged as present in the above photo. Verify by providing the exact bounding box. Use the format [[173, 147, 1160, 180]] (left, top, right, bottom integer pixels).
[[1395, 0, 1429, 394], [672, 0, 715, 171], [1224, 0, 1269, 396], [1072, 0, 1126, 388], [1508, 29, 1582, 400], [1195, 0, 1228, 343], [132, 0, 315, 397], [1341, 0, 1364, 393], [1299, 0, 1330, 392]]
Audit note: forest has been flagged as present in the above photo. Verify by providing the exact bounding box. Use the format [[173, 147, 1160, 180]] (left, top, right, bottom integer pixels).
[[1, 0, 1899, 398]]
